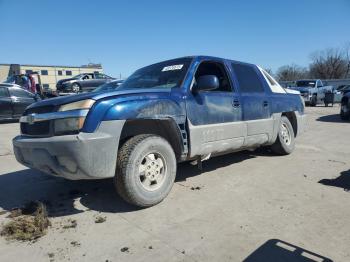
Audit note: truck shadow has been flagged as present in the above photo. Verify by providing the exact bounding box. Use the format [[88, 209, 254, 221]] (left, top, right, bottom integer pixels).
[[176, 147, 282, 182], [0, 119, 19, 124], [176, 150, 257, 182], [318, 169, 350, 192], [0, 150, 266, 216], [243, 239, 332, 262], [316, 114, 345, 123], [0, 169, 137, 216]]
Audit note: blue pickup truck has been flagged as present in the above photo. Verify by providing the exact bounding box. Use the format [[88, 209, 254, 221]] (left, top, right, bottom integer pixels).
[[13, 56, 306, 207]]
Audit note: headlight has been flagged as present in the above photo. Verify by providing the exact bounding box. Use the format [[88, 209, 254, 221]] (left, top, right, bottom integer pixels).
[[54, 117, 86, 135], [58, 99, 95, 112], [54, 99, 95, 135]]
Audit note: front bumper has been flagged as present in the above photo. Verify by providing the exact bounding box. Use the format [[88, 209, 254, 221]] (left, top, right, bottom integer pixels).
[[300, 93, 312, 103], [13, 120, 125, 180]]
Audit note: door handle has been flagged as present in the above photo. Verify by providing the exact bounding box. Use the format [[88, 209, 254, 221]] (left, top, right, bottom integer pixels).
[[263, 101, 269, 107], [233, 99, 240, 108]]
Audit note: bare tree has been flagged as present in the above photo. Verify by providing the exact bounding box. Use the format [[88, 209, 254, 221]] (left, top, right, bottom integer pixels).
[[309, 48, 348, 79], [344, 43, 350, 78], [275, 64, 308, 81]]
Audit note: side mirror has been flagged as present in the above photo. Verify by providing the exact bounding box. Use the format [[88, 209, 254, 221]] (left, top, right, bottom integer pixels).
[[193, 75, 219, 92]]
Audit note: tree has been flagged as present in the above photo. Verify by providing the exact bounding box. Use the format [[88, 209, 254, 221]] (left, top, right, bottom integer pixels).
[[309, 48, 348, 79], [344, 43, 350, 78], [275, 64, 308, 81]]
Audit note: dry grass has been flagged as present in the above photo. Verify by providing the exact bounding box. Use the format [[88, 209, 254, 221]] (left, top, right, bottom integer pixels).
[[94, 216, 106, 223], [62, 219, 77, 229], [1, 201, 50, 241]]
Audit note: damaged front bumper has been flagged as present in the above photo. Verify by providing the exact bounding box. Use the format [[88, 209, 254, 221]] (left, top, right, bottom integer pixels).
[[13, 120, 125, 180]]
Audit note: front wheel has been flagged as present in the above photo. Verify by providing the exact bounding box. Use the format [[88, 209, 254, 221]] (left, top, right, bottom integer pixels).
[[310, 95, 317, 106], [340, 104, 350, 120], [115, 135, 177, 207], [71, 83, 81, 93], [271, 116, 295, 155]]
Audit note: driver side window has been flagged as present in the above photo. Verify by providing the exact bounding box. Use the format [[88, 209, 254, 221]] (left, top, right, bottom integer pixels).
[[194, 62, 233, 92]]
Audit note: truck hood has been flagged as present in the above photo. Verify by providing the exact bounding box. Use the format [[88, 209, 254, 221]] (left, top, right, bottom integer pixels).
[[27, 88, 171, 109], [288, 86, 312, 93]]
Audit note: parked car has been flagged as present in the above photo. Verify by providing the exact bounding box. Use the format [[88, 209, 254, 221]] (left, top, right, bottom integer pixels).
[[337, 85, 350, 95], [288, 79, 334, 106], [56, 72, 115, 93], [0, 84, 40, 121], [340, 91, 350, 120], [93, 80, 124, 93], [13, 56, 306, 207]]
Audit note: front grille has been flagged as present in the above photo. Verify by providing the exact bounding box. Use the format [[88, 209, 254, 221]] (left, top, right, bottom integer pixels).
[[21, 121, 51, 136], [24, 105, 56, 115]]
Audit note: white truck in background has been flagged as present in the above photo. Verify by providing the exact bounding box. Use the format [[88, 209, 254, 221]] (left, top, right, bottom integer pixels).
[[289, 79, 335, 106]]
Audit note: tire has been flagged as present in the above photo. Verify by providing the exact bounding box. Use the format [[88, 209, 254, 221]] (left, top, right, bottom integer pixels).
[[340, 105, 350, 120], [115, 134, 177, 207], [271, 116, 295, 155], [310, 95, 317, 107], [71, 83, 81, 93]]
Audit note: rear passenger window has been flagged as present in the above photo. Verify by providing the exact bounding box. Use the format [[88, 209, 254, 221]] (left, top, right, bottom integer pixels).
[[232, 63, 264, 93]]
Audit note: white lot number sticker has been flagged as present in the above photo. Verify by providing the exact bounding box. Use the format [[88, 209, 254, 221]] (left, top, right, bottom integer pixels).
[[162, 64, 183, 72]]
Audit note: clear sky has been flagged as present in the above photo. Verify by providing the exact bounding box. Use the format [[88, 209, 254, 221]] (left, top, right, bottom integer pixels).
[[0, 0, 349, 78]]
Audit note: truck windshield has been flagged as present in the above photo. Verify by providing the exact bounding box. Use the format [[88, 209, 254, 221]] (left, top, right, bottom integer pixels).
[[118, 58, 192, 90], [296, 81, 316, 88]]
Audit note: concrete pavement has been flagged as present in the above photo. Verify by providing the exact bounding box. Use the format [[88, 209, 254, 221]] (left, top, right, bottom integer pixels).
[[0, 106, 349, 262]]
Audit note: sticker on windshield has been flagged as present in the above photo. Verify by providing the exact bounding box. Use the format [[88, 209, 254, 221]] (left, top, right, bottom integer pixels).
[[162, 64, 184, 72]]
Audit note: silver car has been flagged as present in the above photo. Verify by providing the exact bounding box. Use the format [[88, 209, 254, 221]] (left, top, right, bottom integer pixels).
[[56, 72, 115, 93]]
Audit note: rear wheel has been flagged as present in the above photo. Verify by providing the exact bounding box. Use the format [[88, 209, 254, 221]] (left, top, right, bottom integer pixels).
[[115, 134, 177, 207], [271, 116, 295, 155]]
